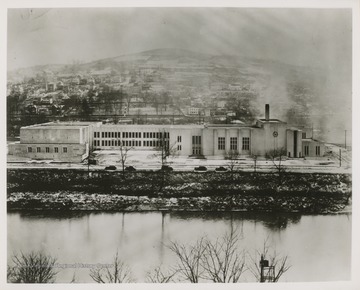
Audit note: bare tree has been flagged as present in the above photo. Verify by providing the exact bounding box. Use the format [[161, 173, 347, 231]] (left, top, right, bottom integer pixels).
[[248, 238, 291, 283], [251, 152, 260, 173], [8, 251, 58, 283], [118, 140, 133, 172], [86, 149, 97, 177], [89, 251, 133, 283], [201, 229, 246, 283], [146, 265, 175, 283], [225, 150, 240, 172], [168, 238, 206, 283], [155, 130, 177, 167], [265, 147, 288, 185]]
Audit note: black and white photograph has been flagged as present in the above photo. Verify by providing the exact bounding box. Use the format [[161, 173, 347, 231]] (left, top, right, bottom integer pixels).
[[1, 0, 359, 289]]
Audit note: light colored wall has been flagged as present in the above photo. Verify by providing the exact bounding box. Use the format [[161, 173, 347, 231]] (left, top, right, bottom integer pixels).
[[8, 143, 88, 162], [202, 128, 214, 156], [296, 131, 302, 157], [251, 128, 266, 156], [261, 123, 288, 153], [20, 128, 81, 144], [302, 140, 324, 157], [12, 122, 312, 162]]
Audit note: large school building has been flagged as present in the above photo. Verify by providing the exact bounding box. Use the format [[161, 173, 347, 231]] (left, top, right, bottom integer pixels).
[[8, 105, 325, 162]]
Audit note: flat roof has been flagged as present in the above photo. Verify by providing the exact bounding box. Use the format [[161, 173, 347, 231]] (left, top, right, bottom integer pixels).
[[22, 122, 101, 130], [302, 138, 324, 143], [258, 119, 286, 123], [99, 124, 205, 129], [287, 127, 302, 131], [206, 124, 253, 129]]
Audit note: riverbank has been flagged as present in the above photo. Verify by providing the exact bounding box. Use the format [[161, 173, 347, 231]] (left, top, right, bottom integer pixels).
[[7, 169, 352, 213]]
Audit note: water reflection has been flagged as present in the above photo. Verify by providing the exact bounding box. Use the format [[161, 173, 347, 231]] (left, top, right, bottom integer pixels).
[[14, 210, 303, 231], [7, 211, 351, 283], [167, 211, 302, 231]]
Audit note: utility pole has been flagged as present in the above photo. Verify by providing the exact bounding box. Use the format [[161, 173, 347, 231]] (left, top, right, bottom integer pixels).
[[345, 130, 347, 149], [339, 149, 342, 167]]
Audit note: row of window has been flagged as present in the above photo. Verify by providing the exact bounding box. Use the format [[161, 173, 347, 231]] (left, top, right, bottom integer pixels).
[[28, 147, 67, 153], [218, 137, 250, 151], [94, 140, 170, 148], [94, 131, 170, 139]]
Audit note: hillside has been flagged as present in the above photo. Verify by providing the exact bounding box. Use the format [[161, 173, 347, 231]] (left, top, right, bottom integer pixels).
[[7, 48, 344, 142]]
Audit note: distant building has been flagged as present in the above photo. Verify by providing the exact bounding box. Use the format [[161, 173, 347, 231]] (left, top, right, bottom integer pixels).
[[8, 122, 101, 162], [89, 105, 301, 158], [217, 100, 227, 109], [188, 107, 200, 115], [8, 104, 329, 162], [46, 82, 56, 92]]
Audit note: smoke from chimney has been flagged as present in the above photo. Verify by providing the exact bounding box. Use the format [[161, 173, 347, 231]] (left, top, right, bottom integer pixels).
[[265, 104, 270, 121]]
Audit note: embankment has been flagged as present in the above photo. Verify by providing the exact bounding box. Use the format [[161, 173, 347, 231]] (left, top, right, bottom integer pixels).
[[7, 169, 352, 213]]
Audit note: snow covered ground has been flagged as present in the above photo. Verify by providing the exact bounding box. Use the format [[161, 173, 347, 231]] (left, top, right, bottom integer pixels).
[[7, 143, 352, 174]]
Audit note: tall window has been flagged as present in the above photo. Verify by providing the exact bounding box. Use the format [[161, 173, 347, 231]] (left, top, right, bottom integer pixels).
[[304, 145, 309, 156], [230, 137, 238, 151], [177, 136, 182, 142], [242, 137, 250, 150], [37, 147, 41, 153], [28, 147, 32, 153], [192, 135, 202, 155], [63, 147, 67, 153], [218, 137, 225, 150], [316, 146, 320, 156], [177, 145, 182, 151], [54, 147, 59, 153], [46, 147, 50, 153], [302, 132, 306, 139]]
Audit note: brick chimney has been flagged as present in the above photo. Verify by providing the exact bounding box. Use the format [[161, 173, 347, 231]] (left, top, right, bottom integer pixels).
[[265, 104, 270, 121]]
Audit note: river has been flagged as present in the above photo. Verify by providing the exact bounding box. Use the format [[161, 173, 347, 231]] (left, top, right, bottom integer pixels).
[[7, 211, 351, 283]]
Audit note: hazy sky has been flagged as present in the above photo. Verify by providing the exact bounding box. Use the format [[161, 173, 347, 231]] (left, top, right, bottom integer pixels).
[[6, 8, 353, 142], [7, 8, 351, 72]]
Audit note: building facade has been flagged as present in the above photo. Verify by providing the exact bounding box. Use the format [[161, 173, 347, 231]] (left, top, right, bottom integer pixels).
[[8, 105, 325, 162], [8, 122, 101, 162], [302, 138, 325, 158]]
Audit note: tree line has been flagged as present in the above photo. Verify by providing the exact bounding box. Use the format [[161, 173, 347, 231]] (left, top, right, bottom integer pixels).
[[8, 229, 290, 283]]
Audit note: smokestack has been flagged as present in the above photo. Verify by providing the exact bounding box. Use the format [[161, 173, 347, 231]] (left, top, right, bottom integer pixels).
[[265, 104, 270, 121]]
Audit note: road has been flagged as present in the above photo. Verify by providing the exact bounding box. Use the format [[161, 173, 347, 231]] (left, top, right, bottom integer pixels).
[[7, 144, 352, 174], [7, 159, 351, 174]]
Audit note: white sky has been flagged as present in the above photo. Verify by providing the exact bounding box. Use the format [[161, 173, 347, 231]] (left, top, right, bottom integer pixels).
[[7, 8, 351, 73], [6, 7, 353, 141]]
